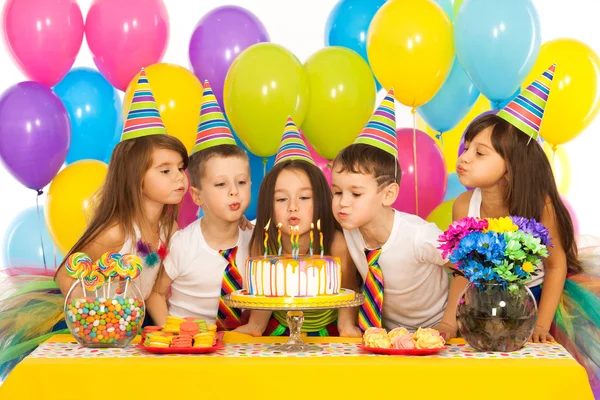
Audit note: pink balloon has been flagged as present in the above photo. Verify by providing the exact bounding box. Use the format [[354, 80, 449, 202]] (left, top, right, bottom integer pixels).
[[393, 128, 447, 219], [561, 196, 579, 236], [85, 0, 169, 91], [302, 131, 332, 186], [3, 0, 84, 86], [177, 171, 199, 229]]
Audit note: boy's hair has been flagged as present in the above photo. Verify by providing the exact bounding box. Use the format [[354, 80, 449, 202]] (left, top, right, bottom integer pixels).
[[60, 134, 189, 270], [465, 113, 581, 272], [188, 144, 248, 188], [332, 143, 401, 188], [250, 160, 341, 257]]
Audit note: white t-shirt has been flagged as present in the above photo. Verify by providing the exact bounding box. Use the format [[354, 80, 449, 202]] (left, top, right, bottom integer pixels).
[[163, 219, 253, 322], [344, 210, 449, 331], [468, 188, 545, 287]]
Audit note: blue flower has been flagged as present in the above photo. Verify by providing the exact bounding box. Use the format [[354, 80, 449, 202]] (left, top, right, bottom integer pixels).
[[475, 231, 506, 264]]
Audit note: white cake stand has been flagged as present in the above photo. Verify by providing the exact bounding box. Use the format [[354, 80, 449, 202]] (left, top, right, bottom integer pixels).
[[224, 290, 364, 353]]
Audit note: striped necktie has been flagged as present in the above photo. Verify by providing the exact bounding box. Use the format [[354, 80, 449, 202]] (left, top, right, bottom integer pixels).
[[358, 248, 384, 331], [217, 246, 242, 330]]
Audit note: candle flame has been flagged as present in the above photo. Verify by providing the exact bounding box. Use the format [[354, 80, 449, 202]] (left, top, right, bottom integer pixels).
[[265, 218, 271, 230], [277, 222, 282, 229], [317, 219, 321, 230], [311, 222, 314, 229]]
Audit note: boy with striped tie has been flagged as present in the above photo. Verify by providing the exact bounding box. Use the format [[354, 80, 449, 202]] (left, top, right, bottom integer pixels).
[[147, 81, 252, 330], [331, 89, 456, 339]]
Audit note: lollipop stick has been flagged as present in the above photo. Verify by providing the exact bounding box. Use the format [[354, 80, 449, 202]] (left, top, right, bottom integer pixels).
[[124, 279, 129, 297], [80, 278, 86, 296]]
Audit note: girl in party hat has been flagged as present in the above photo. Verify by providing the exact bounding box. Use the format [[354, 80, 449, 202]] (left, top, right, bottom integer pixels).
[[234, 116, 359, 337], [0, 69, 188, 381], [452, 64, 600, 395]]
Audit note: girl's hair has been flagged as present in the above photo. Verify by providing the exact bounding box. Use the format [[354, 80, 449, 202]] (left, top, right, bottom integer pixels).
[[250, 160, 340, 256], [464, 113, 581, 272], [60, 135, 189, 267]]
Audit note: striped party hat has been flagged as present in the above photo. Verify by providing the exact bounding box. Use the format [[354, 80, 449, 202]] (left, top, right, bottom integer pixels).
[[354, 88, 397, 158], [192, 80, 237, 154], [274, 116, 315, 165], [497, 64, 555, 140], [121, 68, 167, 141]]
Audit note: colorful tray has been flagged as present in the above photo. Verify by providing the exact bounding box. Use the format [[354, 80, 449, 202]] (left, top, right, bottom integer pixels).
[[137, 332, 224, 354], [358, 344, 446, 356]]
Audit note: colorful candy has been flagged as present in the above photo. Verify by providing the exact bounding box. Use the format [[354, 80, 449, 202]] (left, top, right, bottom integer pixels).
[[118, 254, 142, 280], [83, 269, 106, 292], [97, 252, 119, 277], [66, 296, 145, 346], [65, 252, 93, 278]]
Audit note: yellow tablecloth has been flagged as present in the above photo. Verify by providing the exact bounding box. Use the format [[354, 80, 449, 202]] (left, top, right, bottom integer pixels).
[[0, 333, 593, 399]]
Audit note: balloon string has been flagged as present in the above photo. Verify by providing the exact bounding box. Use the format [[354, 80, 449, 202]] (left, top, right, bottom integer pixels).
[[262, 157, 267, 177], [412, 108, 419, 216], [35, 189, 48, 270]]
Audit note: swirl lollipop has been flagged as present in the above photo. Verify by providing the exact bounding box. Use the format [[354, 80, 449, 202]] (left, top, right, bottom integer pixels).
[[83, 269, 106, 296], [98, 252, 121, 297], [118, 253, 143, 296], [66, 252, 93, 294]]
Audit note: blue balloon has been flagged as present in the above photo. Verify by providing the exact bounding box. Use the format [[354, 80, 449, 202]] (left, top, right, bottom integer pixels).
[[324, 0, 387, 91], [454, 0, 541, 102], [2, 206, 63, 269], [443, 173, 467, 202], [490, 87, 520, 110], [418, 58, 480, 133], [54, 67, 122, 165]]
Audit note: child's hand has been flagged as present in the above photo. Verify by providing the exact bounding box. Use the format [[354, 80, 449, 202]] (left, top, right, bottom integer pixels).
[[239, 215, 253, 231], [233, 323, 263, 337], [338, 324, 363, 338], [529, 325, 555, 343], [432, 321, 457, 341]]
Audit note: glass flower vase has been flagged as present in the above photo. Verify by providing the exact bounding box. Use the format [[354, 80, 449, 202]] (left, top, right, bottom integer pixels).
[[456, 282, 537, 352], [64, 277, 145, 348]]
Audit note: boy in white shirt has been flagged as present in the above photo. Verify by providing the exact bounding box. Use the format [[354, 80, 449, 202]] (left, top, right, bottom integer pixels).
[[147, 81, 252, 330], [331, 89, 456, 339]]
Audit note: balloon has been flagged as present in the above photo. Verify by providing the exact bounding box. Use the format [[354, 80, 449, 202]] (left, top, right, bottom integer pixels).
[[54, 68, 122, 165], [561, 196, 579, 236], [434, 0, 454, 20], [123, 63, 203, 153], [302, 132, 332, 187], [2, 0, 84, 87], [45, 160, 108, 255], [427, 199, 455, 232], [542, 142, 571, 196], [324, 0, 387, 90], [418, 58, 480, 134], [524, 39, 600, 146], [302, 47, 376, 160], [189, 6, 269, 109], [224, 43, 309, 157], [443, 173, 467, 201], [491, 88, 520, 110], [393, 128, 447, 219], [424, 95, 491, 173], [2, 206, 63, 269], [0, 82, 70, 190], [177, 171, 199, 230], [367, 0, 454, 107], [453, 0, 464, 19], [454, 0, 541, 102], [85, 0, 169, 91]]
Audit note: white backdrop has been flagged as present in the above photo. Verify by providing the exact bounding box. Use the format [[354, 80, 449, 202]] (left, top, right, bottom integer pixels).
[[0, 0, 599, 265]]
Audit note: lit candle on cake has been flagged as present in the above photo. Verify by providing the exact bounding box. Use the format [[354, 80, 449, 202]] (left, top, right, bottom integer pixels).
[[317, 219, 324, 257], [289, 226, 295, 257], [294, 226, 300, 258], [309, 223, 314, 257], [276, 222, 283, 256], [264, 219, 271, 257]]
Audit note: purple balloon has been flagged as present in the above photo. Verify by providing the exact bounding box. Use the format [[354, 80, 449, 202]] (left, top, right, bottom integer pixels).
[[0, 82, 70, 190], [189, 6, 269, 109]]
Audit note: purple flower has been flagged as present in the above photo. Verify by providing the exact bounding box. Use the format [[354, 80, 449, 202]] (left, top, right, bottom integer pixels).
[[510, 216, 552, 247]]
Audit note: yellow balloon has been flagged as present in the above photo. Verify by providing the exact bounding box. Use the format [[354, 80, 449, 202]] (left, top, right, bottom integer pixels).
[[302, 47, 377, 160], [367, 0, 454, 108], [427, 199, 455, 232], [424, 95, 491, 172], [524, 39, 600, 146], [542, 142, 571, 195], [123, 63, 203, 153], [453, 0, 464, 20], [45, 160, 108, 255], [224, 43, 309, 157]]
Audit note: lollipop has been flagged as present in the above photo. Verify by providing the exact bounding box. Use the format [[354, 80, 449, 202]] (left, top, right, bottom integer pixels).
[[65, 252, 92, 278], [118, 253, 143, 296], [97, 252, 119, 276], [83, 269, 106, 295]]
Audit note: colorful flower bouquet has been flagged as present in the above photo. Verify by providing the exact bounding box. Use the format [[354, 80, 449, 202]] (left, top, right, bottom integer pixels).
[[438, 216, 552, 351]]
